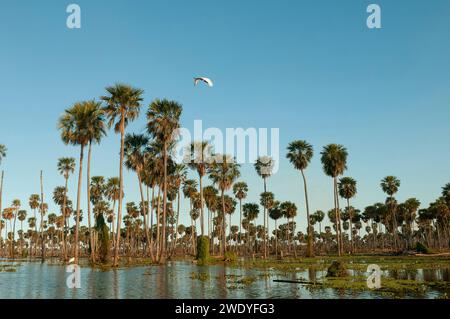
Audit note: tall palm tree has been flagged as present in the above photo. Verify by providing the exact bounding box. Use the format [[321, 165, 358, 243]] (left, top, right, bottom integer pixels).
[[208, 154, 241, 255], [380, 176, 401, 250], [286, 140, 315, 257], [320, 144, 348, 256], [58, 101, 105, 264], [232, 181, 248, 247], [147, 99, 182, 263], [124, 133, 152, 259], [254, 156, 274, 258], [101, 84, 144, 266], [338, 176, 357, 253], [57, 157, 75, 261], [82, 101, 106, 263], [186, 141, 212, 237], [170, 164, 187, 255], [0, 144, 6, 232]]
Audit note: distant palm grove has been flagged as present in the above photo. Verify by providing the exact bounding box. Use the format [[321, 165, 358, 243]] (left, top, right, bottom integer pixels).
[[0, 84, 449, 266]]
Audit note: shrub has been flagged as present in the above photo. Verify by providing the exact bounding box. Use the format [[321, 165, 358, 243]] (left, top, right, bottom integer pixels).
[[196, 236, 210, 264], [416, 242, 429, 254], [326, 261, 348, 277], [224, 251, 237, 263]]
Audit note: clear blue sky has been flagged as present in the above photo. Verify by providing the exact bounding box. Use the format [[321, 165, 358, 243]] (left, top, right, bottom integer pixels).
[[0, 0, 449, 233]]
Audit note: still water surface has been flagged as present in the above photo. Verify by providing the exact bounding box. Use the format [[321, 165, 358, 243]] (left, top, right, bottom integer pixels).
[[0, 260, 448, 299]]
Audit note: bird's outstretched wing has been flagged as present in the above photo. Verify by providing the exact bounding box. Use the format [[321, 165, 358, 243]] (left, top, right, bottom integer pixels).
[[194, 77, 213, 87]]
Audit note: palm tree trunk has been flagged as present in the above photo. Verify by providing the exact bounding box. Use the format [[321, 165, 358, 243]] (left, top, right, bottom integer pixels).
[[263, 178, 267, 259], [156, 187, 161, 261], [62, 176, 69, 262], [347, 198, 353, 254], [301, 170, 314, 257], [137, 169, 152, 260], [113, 116, 125, 267], [40, 171, 46, 262], [172, 187, 181, 255], [221, 189, 226, 255], [74, 145, 84, 264], [160, 143, 168, 263], [199, 175, 204, 237], [86, 141, 95, 264], [333, 177, 342, 256], [239, 199, 242, 256]]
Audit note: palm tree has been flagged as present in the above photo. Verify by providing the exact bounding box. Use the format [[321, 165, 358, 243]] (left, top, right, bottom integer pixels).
[[286, 140, 315, 257], [208, 154, 241, 255], [147, 99, 182, 263], [280, 201, 297, 255], [232, 181, 248, 251], [101, 84, 144, 266], [186, 141, 212, 237], [82, 101, 106, 263], [269, 202, 282, 258], [203, 186, 218, 252], [11, 199, 20, 257], [17, 210, 27, 256], [57, 157, 75, 261], [106, 177, 121, 247], [243, 203, 259, 254], [0, 144, 6, 234], [254, 156, 274, 258], [171, 164, 187, 255], [58, 101, 105, 264], [380, 176, 401, 250], [314, 210, 325, 234], [338, 177, 357, 253], [124, 133, 152, 259], [403, 198, 420, 248], [320, 144, 348, 256]]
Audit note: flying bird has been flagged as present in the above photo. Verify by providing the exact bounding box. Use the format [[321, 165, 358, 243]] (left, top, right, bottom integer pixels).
[[194, 77, 213, 87]]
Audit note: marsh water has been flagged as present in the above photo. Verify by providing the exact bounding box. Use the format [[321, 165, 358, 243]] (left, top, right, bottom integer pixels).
[[0, 259, 448, 299]]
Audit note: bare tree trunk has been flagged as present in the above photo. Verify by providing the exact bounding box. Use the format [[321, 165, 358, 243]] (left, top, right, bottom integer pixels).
[[113, 115, 125, 267], [86, 141, 95, 264], [74, 146, 84, 264]]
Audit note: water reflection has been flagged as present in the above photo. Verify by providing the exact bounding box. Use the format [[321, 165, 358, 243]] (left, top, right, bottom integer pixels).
[[0, 260, 448, 299]]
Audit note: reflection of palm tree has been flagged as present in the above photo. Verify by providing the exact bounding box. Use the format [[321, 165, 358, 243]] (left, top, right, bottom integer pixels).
[[338, 177, 357, 253], [102, 84, 144, 266], [321, 144, 348, 256], [287, 140, 314, 257]]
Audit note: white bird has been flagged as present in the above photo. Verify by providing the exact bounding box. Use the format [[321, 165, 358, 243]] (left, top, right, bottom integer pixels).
[[68, 257, 75, 264], [194, 77, 213, 87]]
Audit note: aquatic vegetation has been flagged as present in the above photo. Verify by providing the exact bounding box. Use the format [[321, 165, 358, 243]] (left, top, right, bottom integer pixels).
[[190, 272, 210, 281]]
